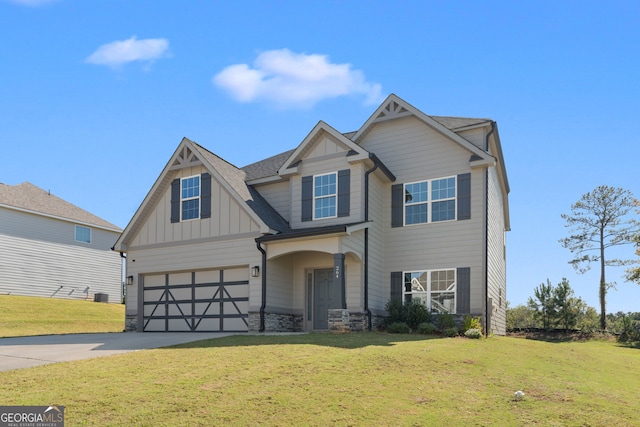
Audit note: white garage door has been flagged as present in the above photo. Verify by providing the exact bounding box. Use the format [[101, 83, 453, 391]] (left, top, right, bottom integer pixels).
[[142, 267, 249, 332]]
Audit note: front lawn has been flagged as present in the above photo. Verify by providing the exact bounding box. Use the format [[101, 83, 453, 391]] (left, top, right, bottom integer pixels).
[[1, 333, 638, 426], [0, 295, 125, 337]]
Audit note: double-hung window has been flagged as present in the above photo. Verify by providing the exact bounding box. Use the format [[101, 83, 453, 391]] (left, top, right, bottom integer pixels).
[[404, 269, 456, 314], [404, 176, 456, 225], [181, 175, 200, 221], [314, 172, 337, 219]]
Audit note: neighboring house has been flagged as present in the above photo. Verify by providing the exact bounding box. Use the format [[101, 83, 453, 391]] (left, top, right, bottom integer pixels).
[[113, 94, 510, 334], [0, 182, 123, 303]]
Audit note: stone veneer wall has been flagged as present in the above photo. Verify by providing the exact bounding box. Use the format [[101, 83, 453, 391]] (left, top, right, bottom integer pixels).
[[125, 315, 137, 332], [248, 311, 303, 332]]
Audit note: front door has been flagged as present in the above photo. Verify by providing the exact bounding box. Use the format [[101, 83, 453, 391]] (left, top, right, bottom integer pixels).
[[313, 268, 341, 330]]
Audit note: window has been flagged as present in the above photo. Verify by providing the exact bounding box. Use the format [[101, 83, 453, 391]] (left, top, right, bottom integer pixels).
[[75, 225, 91, 243], [404, 176, 456, 225], [403, 269, 456, 314], [314, 172, 337, 219], [181, 175, 200, 221]]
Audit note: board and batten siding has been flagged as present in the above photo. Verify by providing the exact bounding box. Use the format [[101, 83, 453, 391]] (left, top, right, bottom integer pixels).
[[0, 208, 122, 302], [360, 115, 486, 315], [487, 164, 507, 335], [131, 165, 261, 247], [125, 236, 261, 316]]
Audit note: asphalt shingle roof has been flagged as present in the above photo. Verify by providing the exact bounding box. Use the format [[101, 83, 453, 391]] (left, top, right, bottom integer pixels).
[[0, 182, 121, 231]]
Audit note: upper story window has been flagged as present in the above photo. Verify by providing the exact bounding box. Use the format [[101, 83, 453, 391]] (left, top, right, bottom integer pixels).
[[313, 172, 337, 219], [75, 225, 91, 243], [170, 173, 211, 224], [404, 176, 456, 225], [181, 175, 200, 221], [404, 269, 456, 314]]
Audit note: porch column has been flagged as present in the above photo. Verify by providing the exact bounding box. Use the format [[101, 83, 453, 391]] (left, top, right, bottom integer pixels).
[[333, 253, 346, 309]]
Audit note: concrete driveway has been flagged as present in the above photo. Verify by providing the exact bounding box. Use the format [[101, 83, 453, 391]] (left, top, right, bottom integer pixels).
[[0, 332, 234, 372]]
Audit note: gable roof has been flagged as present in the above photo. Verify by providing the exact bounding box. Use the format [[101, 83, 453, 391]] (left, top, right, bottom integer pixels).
[[0, 182, 121, 231], [114, 138, 290, 251], [352, 94, 496, 166], [278, 120, 371, 176]]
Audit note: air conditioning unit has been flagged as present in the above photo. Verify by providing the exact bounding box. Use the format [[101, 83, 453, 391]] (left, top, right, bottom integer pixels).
[[94, 293, 109, 303]]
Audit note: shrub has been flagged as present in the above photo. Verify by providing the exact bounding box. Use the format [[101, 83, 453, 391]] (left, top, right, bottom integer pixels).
[[464, 328, 482, 339], [384, 299, 406, 325], [443, 327, 459, 337], [435, 312, 456, 331], [462, 315, 483, 334], [387, 322, 411, 334], [406, 300, 431, 331], [384, 299, 431, 331], [416, 322, 437, 335]]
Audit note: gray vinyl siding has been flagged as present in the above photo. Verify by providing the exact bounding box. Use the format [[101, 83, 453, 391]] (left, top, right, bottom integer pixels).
[[457, 128, 486, 150], [487, 164, 507, 335], [0, 208, 122, 302], [131, 165, 262, 247], [365, 172, 387, 316], [360, 115, 486, 315], [253, 180, 291, 223], [125, 237, 261, 316]]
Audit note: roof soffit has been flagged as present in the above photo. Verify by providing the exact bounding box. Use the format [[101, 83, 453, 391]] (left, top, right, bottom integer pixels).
[[279, 121, 369, 176]]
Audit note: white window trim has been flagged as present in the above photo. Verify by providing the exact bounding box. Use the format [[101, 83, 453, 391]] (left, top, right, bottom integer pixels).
[[403, 175, 457, 226], [312, 171, 338, 220], [74, 225, 92, 244], [180, 175, 201, 222], [403, 269, 457, 314]]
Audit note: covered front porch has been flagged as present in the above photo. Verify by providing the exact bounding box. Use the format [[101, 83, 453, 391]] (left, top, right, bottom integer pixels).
[[250, 224, 370, 332]]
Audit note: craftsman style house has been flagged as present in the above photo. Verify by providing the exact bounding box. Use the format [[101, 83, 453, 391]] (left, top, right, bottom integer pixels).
[[0, 182, 122, 302], [113, 94, 510, 334]]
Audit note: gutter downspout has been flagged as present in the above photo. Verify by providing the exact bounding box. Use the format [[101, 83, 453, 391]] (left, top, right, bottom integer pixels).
[[256, 241, 267, 332], [484, 122, 496, 335], [364, 160, 378, 331]]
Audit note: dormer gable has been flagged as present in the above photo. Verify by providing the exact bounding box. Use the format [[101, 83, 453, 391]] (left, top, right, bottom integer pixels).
[[279, 121, 369, 177]]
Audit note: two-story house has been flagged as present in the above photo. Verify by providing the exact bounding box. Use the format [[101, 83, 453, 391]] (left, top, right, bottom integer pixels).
[[0, 182, 123, 302], [113, 94, 510, 334]]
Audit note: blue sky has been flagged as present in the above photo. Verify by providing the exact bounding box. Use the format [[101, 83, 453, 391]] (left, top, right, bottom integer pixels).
[[1, 0, 639, 313]]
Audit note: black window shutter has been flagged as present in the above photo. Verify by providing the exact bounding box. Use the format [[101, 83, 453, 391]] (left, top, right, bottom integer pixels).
[[391, 184, 404, 227], [456, 267, 471, 314], [337, 169, 350, 217], [170, 178, 180, 223], [457, 173, 471, 220], [301, 175, 313, 222], [390, 271, 403, 304], [201, 173, 211, 219]]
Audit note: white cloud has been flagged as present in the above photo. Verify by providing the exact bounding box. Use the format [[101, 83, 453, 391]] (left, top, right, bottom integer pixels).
[[213, 49, 383, 108], [85, 36, 170, 69]]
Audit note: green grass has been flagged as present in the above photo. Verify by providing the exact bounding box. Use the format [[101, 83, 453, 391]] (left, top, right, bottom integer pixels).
[[1, 333, 638, 426], [0, 295, 125, 337]]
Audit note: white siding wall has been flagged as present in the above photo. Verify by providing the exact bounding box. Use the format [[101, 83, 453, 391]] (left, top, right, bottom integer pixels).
[[487, 164, 507, 334], [253, 180, 291, 223], [365, 172, 387, 316], [131, 165, 261, 247], [361, 116, 486, 315], [0, 208, 122, 302]]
